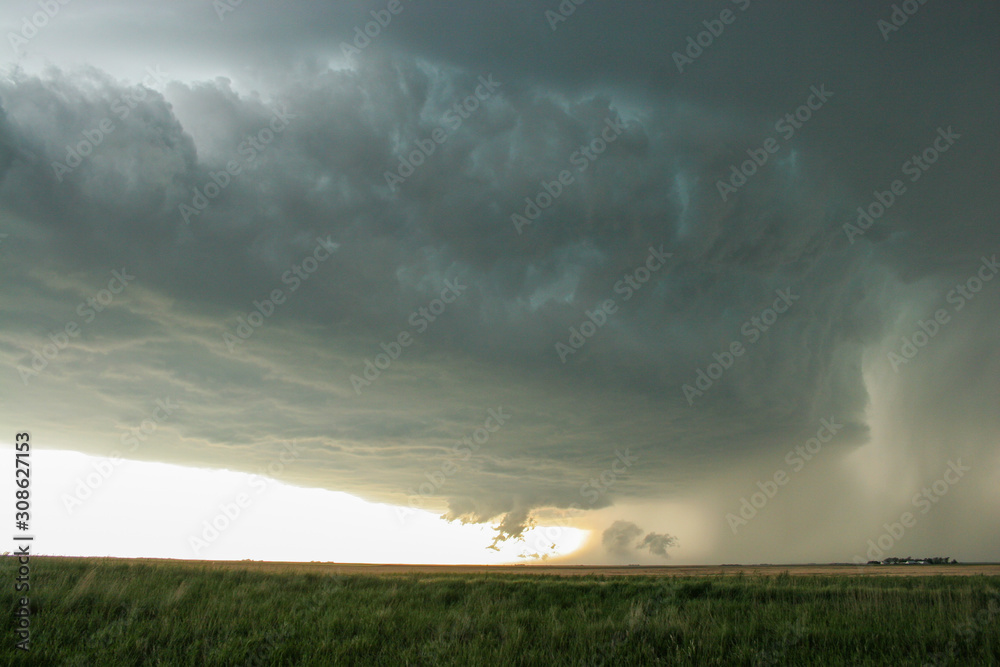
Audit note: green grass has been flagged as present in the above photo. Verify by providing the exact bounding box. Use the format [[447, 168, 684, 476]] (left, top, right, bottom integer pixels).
[[2, 559, 999, 665]]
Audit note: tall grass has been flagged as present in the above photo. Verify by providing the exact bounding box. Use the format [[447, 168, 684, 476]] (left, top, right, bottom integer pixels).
[[2, 558, 997, 665]]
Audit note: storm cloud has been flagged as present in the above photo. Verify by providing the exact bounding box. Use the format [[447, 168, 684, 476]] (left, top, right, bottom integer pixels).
[[602, 521, 678, 560], [1, 0, 998, 564]]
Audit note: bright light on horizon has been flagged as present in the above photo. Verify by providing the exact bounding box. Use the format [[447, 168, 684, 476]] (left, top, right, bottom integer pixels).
[[3, 448, 588, 565]]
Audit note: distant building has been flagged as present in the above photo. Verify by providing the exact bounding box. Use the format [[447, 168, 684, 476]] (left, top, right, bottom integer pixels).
[[879, 556, 956, 565]]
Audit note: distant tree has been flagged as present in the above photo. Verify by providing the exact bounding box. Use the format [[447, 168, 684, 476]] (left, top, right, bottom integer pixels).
[[880, 555, 955, 565]]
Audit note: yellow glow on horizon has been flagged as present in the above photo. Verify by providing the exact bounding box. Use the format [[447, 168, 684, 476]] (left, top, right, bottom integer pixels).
[[5, 448, 588, 565]]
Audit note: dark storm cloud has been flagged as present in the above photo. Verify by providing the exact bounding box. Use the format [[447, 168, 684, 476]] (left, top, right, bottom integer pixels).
[[1, 0, 998, 561]]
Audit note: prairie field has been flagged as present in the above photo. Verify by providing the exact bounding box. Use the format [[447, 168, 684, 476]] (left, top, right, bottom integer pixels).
[[2, 557, 999, 665]]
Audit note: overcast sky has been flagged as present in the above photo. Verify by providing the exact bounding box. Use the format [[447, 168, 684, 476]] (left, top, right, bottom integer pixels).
[[1, 0, 998, 565]]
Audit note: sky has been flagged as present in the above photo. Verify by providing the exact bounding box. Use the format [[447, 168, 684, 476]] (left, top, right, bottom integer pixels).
[[1, 0, 998, 566]]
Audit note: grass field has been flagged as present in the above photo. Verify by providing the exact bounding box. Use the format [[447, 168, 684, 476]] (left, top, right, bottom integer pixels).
[[3, 557, 999, 665]]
